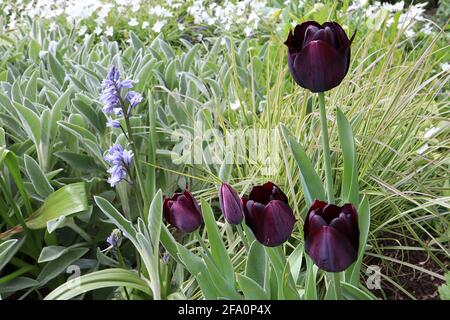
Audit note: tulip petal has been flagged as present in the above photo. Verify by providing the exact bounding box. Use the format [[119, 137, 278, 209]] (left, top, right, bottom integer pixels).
[[254, 200, 295, 247], [309, 213, 327, 235], [184, 190, 201, 213], [302, 24, 321, 49], [244, 199, 265, 232], [341, 203, 360, 248], [248, 185, 271, 205], [284, 21, 322, 51], [311, 27, 337, 50], [342, 203, 358, 223], [322, 22, 349, 49], [303, 200, 327, 238], [265, 181, 289, 203], [293, 40, 347, 92], [330, 213, 359, 249], [322, 204, 341, 224], [163, 191, 202, 233], [310, 199, 328, 211], [169, 195, 203, 233], [305, 225, 358, 272], [219, 183, 244, 225]]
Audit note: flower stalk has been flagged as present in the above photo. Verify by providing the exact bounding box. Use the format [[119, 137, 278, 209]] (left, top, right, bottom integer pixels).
[[120, 100, 149, 212], [332, 272, 342, 300], [318, 92, 335, 204]]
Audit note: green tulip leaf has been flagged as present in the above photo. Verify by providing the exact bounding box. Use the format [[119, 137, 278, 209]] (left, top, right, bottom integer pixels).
[[346, 196, 371, 286], [237, 274, 269, 300], [176, 244, 220, 300], [341, 281, 377, 300], [280, 124, 326, 207], [336, 107, 359, 206], [201, 199, 234, 284], [245, 240, 267, 288]]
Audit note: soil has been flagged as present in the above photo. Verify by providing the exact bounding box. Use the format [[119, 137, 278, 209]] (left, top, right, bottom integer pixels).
[[364, 239, 448, 300]]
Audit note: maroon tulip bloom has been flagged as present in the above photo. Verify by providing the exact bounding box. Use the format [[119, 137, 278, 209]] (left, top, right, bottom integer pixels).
[[304, 200, 359, 272], [163, 190, 203, 233], [219, 183, 244, 225], [284, 21, 356, 93], [242, 182, 295, 247]]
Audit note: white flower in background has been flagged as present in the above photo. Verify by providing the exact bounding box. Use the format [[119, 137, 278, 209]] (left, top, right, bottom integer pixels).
[[99, 3, 113, 19], [405, 29, 416, 38], [128, 18, 139, 26], [131, 2, 140, 13], [94, 26, 102, 35], [186, 0, 271, 34], [422, 22, 433, 35], [152, 20, 167, 33], [39, 50, 48, 59], [230, 100, 241, 111], [7, 19, 16, 29], [49, 21, 57, 32], [4, 4, 11, 15], [178, 23, 185, 31], [244, 26, 252, 37], [440, 63, 450, 72], [150, 5, 173, 18], [105, 26, 114, 37], [142, 21, 149, 29], [78, 25, 88, 36], [347, 0, 368, 12], [167, 0, 182, 9]]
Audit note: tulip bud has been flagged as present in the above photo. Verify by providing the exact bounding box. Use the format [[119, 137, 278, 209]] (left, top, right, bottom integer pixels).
[[242, 182, 295, 247], [304, 200, 360, 272], [163, 190, 203, 233], [219, 183, 244, 225], [284, 21, 356, 93]]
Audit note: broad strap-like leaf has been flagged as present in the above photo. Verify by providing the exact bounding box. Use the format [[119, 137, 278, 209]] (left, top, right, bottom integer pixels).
[[280, 124, 326, 207], [336, 107, 359, 206], [201, 199, 234, 284]]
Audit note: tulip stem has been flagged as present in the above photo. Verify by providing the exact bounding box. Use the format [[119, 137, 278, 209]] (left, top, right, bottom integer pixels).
[[332, 272, 342, 300], [318, 92, 335, 204], [236, 224, 249, 252]]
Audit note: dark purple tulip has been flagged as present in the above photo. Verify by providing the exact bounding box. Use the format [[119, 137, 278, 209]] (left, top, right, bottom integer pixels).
[[163, 190, 203, 233], [304, 200, 359, 272], [219, 183, 244, 225], [242, 182, 295, 247], [284, 21, 356, 93]]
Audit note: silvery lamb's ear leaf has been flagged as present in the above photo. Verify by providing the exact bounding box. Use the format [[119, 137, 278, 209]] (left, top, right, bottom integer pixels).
[[0, 238, 22, 271], [48, 53, 65, 85], [36, 247, 89, 286], [38, 245, 70, 263], [25, 70, 38, 102], [24, 153, 54, 198], [129, 31, 143, 52], [46, 216, 66, 234], [0, 277, 39, 296], [158, 39, 175, 60]]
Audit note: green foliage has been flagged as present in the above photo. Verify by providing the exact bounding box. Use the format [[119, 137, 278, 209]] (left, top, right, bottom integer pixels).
[[438, 273, 450, 300], [0, 0, 447, 300]]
